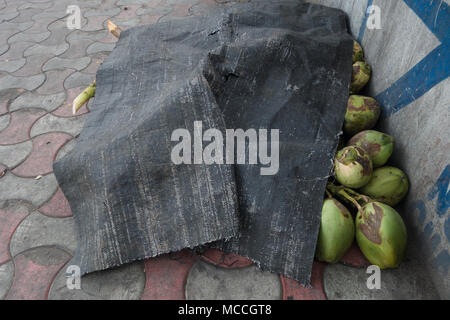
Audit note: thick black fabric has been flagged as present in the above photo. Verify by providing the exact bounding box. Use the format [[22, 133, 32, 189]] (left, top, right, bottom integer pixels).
[[53, 0, 353, 284]]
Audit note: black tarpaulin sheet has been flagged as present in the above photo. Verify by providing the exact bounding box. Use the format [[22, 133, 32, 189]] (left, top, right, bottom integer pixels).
[[53, 0, 353, 285]]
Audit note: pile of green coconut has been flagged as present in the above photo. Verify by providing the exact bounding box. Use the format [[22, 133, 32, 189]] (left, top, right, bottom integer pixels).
[[317, 41, 409, 269]]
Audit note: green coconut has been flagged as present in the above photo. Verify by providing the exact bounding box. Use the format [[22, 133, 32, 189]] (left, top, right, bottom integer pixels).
[[353, 41, 364, 63], [356, 201, 407, 269], [350, 61, 371, 94], [344, 95, 381, 136], [348, 130, 394, 167], [334, 146, 373, 188], [360, 167, 409, 206], [316, 198, 355, 263]]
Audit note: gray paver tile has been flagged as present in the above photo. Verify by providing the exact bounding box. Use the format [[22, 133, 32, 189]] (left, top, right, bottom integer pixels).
[[0, 73, 45, 91], [36, 69, 75, 95], [48, 260, 146, 300], [86, 42, 115, 55], [0, 113, 10, 132], [6, 30, 50, 44], [30, 112, 86, 137], [185, 260, 282, 300], [10, 211, 77, 257], [0, 261, 14, 299], [10, 91, 65, 112], [11, 54, 52, 77], [0, 58, 26, 73], [0, 140, 33, 168], [0, 41, 34, 59], [24, 42, 69, 57], [323, 263, 440, 300], [63, 71, 95, 89], [43, 56, 91, 72], [0, 172, 58, 207], [9, 8, 41, 23], [84, 7, 121, 18]]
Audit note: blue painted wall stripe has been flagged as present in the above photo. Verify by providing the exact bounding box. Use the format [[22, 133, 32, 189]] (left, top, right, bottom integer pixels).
[[428, 165, 450, 217], [357, 0, 373, 43], [375, 44, 449, 117], [372, 0, 450, 117], [403, 0, 449, 43]]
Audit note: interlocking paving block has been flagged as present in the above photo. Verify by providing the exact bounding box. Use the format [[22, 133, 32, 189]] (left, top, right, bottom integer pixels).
[[323, 263, 440, 300], [86, 42, 115, 55], [0, 73, 45, 91], [84, 7, 121, 17], [7, 30, 50, 43], [23, 43, 69, 57], [48, 260, 145, 300], [0, 41, 34, 59], [0, 261, 14, 299], [9, 7, 41, 23], [10, 91, 65, 112], [12, 132, 72, 177], [0, 108, 46, 145], [281, 262, 326, 300], [136, 6, 173, 16], [18, 1, 53, 11], [117, 0, 152, 5], [38, 188, 72, 218], [5, 246, 71, 300], [82, 15, 109, 32], [20, 17, 56, 35], [0, 58, 25, 72], [36, 69, 75, 95], [163, 2, 192, 20], [142, 249, 199, 300], [139, 14, 164, 25], [0, 140, 32, 168], [65, 29, 107, 43], [0, 113, 10, 132], [201, 248, 253, 268], [59, 38, 96, 59], [43, 57, 91, 72], [0, 88, 21, 115], [0, 44, 8, 56], [0, 200, 34, 264], [340, 242, 371, 268], [114, 4, 142, 21], [30, 113, 86, 137], [0, 20, 33, 33], [0, 9, 19, 23], [12, 54, 52, 77], [189, 0, 217, 16], [185, 260, 282, 300], [10, 211, 77, 257], [114, 18, 140, 28], [82, 53, 107, 74], [0, 172, 58, 207], [39, 20, 71, 47], [63, 71, 95, 89]]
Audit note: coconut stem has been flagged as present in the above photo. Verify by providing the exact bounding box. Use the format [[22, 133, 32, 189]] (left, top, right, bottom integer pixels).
[[325, 189, 333, 198], [107, 20, 121, 38], [326, 183, 364, 213], [72, 80, 96, 115], [71, 21, 121, 115], [342, 187, 371, 205]]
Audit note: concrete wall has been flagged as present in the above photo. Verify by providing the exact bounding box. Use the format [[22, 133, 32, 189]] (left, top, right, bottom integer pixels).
[[308, 0, 449, 298]]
